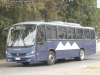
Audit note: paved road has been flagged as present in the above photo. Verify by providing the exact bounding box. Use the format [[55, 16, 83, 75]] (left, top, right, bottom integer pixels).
[[0, 53, 100, 75]]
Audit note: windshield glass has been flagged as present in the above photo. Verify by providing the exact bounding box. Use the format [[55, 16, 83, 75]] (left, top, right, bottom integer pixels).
[[7, 25, 36, 47]]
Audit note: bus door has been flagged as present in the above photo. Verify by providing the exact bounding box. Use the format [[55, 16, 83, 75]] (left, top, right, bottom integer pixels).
[[36, 25, 46, 60]]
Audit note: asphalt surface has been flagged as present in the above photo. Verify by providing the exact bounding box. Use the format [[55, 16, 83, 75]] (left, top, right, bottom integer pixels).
[[0, 53, 100, 75]]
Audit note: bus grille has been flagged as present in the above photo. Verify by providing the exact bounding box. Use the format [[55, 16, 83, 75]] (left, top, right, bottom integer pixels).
[[11, 58, 27, 62], [11, 53, 26, 57]]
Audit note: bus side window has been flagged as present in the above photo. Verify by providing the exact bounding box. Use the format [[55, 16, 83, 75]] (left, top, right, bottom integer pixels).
[[37, 25, 45, 42], [76, 29, 83, 39], [84, 29, 90, 39], [68, 28, 75, 39], [47, 26, 57, 40], [90, 30, 95, 39], [58, 27, 67, 39], [37, 31, 42, 42], [36, 25, 46, 49]]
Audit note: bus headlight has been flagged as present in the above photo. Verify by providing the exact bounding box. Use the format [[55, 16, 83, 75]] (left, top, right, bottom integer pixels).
[[6, 51, 11, 56], [27, 51, 34, 55]]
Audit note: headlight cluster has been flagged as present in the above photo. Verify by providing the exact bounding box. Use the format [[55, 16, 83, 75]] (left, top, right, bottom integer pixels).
[[6, 51, 11, 56], [27, 51, 34, 55]]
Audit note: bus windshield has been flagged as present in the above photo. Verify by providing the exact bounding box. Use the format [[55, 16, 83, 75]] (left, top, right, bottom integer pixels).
[[7, 25, 36, 47]]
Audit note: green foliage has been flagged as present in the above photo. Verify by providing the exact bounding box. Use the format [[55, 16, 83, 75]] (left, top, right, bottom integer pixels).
[[44, 0, 58, 21], [0, 16, 12, 59], [66, 0, 98, 27], [0, 0, 99, 58]]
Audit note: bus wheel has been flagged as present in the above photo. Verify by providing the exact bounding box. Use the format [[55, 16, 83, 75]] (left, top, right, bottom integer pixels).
[[74, 49, 85, 61], [22, 62, 30, 66], [47, 51, 56, 65]]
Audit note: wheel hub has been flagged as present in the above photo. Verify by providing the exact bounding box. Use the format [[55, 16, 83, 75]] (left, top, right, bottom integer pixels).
[[80, 50, 84, 59], [49, 54, 54, 63]]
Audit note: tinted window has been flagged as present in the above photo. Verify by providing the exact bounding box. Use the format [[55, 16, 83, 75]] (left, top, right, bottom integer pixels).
[[37, 25, 45, 42], [84, 29, 90, 39], [76, 29, 83, 39], [68, 28, 75, 39], [47, 26, 57, 39], [58, 27, 67, 39], [90, 30, 95, 39]]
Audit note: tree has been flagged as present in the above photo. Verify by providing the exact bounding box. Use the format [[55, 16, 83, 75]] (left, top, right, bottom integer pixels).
[[66, 0, 98, 27], [44, 0, 58, 21], [0, 0, 99, 59]]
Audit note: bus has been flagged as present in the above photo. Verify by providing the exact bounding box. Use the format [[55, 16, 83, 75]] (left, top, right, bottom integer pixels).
[[5, 21, 96, 65]]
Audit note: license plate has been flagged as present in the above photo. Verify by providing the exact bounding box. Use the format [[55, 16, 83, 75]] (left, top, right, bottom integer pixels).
[[15, 57, 20, 60]]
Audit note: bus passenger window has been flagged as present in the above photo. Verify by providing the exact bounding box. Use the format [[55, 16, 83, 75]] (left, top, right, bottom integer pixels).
[[68, 28, 75, 39], [84, 29, 90, 39], [58, 27, 67, 39], [76, 29, 83, 39], [90, 30, 95, 39], [47, 26, 57, 40]]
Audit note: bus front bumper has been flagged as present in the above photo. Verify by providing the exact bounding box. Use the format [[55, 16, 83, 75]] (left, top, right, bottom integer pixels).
[[6, 55, 36, 63]]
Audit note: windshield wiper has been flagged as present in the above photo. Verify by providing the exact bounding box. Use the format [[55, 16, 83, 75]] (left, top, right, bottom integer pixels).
[[10, 38, 17, 47], [21, 38, 26, 46]]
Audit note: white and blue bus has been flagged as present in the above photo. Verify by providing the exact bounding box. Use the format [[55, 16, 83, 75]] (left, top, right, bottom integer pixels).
[[5, 21, 96, 65]]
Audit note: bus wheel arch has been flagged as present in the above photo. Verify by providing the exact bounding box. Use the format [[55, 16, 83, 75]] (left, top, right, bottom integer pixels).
[[74, 48, 85, 61], [49, 49, 56, 55], [46, 49, 56, 65]]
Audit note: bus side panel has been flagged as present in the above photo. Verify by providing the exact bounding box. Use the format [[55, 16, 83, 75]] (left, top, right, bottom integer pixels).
[[36, 40, 96, 62], [37, 51, 48, 61], [55, 40, 81, 59], [82, 40, 96, 55], [37, 41, 59, 61], [55, 49, 79, 59], [37, 41, 80, 61]]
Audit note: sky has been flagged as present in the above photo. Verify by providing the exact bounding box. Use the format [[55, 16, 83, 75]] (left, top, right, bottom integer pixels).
[[97, 0, 100, 8]]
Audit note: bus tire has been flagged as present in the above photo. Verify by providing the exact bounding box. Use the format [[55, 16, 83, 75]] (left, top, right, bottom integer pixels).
[[46, 51, 56, 65], [74, 49, 85, 61], [22, 62, 30, 66]]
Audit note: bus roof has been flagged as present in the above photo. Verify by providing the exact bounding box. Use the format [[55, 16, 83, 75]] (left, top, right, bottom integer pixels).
[[13, 21, 45, 26], [12, 21, 94, 29], [46, 21, 94, 29]]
